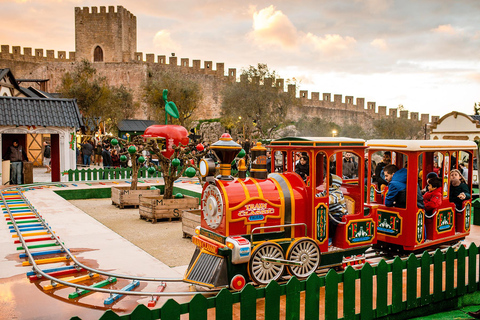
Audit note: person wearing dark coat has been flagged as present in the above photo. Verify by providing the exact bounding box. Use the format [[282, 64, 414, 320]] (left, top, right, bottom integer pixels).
[[80, 140, 94, 167], [3, 139, 28, 185], [102, 145, 113, 168], [295, 156, 309, 181], [449, 169, 470, 210]]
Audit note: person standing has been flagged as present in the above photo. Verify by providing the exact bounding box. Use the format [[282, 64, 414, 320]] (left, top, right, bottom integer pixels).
[[102, 145, 113, 169], [43, 141, 51, 173], [3, 140, 28, 185], [80, 140, 94, 167], [94, 142, 103, 166]]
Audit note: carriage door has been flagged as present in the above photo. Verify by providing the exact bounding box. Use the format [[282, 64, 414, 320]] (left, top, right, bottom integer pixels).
[[314, 152, 328, 244]]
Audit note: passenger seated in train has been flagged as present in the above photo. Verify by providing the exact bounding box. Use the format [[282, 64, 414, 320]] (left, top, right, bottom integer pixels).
[[295, 155, 309, 182], [449, 169, 470, 210], [423, 177, 443, 213], [316, 174, 348, 245], [383, 164, 407, 208], [421, 172, 439, 195], [374, 151, 391, 189]]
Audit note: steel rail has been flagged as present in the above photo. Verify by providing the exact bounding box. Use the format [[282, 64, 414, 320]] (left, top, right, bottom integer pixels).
[[1, 186, 219, 297]]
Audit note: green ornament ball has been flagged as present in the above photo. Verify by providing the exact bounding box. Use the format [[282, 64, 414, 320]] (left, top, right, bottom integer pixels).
[[120, 155, 127, 162], [147, 167, 156, 174], [110, 138, 118, 146], [237, 149, 246, 158], [175, 193, 184, 198], [172, 158, 180, 167], [185, 167, 196, 178], [149, 186, 157, 190], [128, 146, 137, 154], [138, 156, 145, 163]]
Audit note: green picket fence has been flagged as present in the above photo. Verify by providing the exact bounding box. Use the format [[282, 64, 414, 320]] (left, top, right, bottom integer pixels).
[[64, 167, 161, 182], [90, 244, 480, 320]]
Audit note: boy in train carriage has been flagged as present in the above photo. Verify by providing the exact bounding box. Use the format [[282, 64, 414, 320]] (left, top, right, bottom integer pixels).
[[423, 177, 443, 213], [383, 164, 407, 208], [295, 155, 309, 181], [316, 174, 348, 245]]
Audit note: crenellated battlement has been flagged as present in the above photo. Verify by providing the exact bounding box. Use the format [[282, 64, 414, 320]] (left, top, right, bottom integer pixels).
[[74, 5, 135, 21], [0, 45, 75, 62], [0, 5, 432, 126]]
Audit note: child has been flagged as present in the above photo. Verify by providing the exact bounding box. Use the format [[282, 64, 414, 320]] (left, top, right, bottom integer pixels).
[[316, 174, 347, 245], [449, 169, 470, 210], [423, 177, 443, 213]]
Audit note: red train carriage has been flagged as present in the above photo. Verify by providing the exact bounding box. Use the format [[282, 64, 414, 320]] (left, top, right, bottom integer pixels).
[[183, 135, 377, 290], [366, 140, 476, 252]]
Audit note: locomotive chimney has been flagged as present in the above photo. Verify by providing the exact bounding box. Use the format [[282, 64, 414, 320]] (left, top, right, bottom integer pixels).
[[250, 142, 268, 180], [209, 133, 242, 181]]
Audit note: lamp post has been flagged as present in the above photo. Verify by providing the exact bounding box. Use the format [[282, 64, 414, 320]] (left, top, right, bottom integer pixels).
[[332, 129, 337, 137]]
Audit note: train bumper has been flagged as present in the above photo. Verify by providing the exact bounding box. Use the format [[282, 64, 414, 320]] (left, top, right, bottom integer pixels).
[[183, 247, 229, 288]]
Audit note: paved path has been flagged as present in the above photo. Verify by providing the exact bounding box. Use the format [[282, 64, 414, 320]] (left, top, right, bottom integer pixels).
[[0, 179, 203, 320]]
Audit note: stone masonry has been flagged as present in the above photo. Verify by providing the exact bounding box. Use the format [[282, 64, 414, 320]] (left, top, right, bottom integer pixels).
[[0, 6, 432, 127]]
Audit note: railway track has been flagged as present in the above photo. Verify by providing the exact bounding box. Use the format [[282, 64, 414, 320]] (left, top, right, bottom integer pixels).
[[1, 185, 219, 308], [2, 183, 466, 309]]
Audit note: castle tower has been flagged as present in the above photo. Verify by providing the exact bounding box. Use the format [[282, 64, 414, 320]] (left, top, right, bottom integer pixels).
[[74, 6, 137, 63]]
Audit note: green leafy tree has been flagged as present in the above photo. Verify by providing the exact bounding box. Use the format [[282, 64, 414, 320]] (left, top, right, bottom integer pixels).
[[372, 117, 423, 139], [340, 123, 370, 139], [221, 63, 299, 140], [295, 116, 340, 137], [142, 70, 203, 128], [57, 59, 138, 135]]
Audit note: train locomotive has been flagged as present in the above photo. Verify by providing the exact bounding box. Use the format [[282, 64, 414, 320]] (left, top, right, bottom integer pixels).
[[183, 134, 476, 291]]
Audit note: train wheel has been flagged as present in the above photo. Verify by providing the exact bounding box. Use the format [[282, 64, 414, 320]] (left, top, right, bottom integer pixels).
[[248, 242, 285, 285], [286, 238, 320, 279]]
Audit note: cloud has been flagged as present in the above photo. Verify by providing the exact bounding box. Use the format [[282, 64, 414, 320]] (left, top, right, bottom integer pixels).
[[305, 33, 356, 56], [250, 5, 298, 48], [370, 38, 387, 50], [431, 24, 457, 35], [153, 30, 181, 52]]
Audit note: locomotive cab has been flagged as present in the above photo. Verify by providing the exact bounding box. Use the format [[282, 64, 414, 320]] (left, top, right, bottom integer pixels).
[[184, 135, 378, 290], [366, 140, 476, 252]]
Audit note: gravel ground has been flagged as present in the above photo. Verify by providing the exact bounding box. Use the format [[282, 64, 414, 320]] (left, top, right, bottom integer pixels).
[[68, 198, 197, 267]]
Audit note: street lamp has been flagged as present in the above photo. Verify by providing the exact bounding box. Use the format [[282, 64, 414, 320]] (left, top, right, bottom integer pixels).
[[332, 130, 337, 137]]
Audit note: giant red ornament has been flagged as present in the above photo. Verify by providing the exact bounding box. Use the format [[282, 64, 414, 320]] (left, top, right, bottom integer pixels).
[[143, 125, 189, 159]]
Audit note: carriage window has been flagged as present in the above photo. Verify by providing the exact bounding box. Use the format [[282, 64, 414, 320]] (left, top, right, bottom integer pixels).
[[274, 151, 286, 173], [342, 152, 359, 180], [315, 152, 328, 197], [294, 151, 310, 184]]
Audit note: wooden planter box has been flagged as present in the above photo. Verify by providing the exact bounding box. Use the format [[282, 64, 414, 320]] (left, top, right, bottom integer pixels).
[[111, 186, 161, 209], [139, 195, 199, 223], [182, 209, 201, 238]]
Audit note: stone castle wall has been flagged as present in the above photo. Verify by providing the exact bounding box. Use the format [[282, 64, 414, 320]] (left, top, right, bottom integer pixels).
[[0, 4, 431, 126]]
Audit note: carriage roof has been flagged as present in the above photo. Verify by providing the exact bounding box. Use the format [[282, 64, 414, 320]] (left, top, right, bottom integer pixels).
[[366, 139, 477, 152], [269, 136, 365, 148]]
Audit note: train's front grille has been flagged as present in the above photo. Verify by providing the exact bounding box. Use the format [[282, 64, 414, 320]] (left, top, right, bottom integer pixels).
[[184, 248, 228, 287]]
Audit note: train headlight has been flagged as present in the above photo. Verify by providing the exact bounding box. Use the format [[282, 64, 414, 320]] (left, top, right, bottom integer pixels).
[[199, 158, 216, 178], [226, 236, 251, 264], [202, 184, 224, 229]]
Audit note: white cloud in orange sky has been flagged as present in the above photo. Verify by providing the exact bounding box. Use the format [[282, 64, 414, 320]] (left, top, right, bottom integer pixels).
[[305, 33, 356, 56], [432, 24, 457, 35], [153, 30, 181, 52], [250, 5, 298, 48], [371, 38, 387, 50]]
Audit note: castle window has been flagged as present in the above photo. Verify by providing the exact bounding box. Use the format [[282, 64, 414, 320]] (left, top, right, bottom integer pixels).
[[94, 46, 103, 62], [207, 63, 210, 68]]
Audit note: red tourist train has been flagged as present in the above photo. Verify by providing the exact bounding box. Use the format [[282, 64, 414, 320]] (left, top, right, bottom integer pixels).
[[183, 134, 476, 290]]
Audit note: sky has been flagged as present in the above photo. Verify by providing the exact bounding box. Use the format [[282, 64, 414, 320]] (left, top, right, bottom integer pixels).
[[1, 0, 480, 119]]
